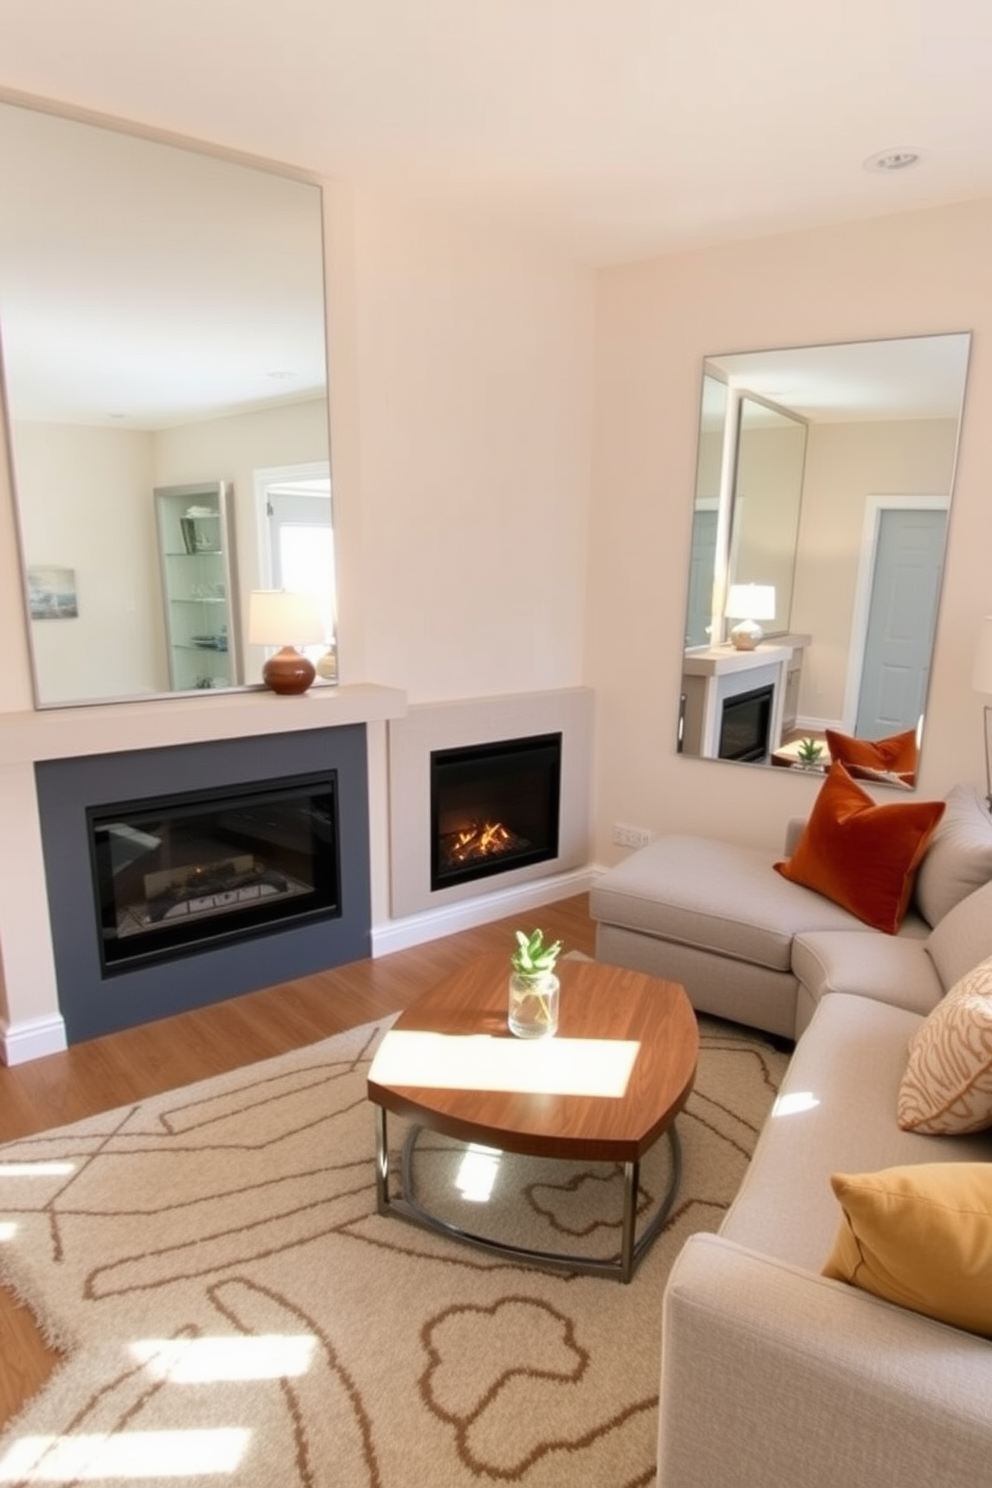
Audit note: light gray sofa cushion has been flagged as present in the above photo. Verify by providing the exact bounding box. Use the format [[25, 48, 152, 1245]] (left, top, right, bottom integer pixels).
[[792, 928, 941, 1030], [720, 992, 992, 1272], [925, 875, 992, 992], [915, 782, 992, 926], [589, 834, 880, 975]]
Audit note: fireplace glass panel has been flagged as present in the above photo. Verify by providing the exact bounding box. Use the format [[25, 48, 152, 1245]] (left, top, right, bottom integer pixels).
[[719, 686, 773, 763], [431, 733, 562, 891], [89, 772, 340, 971]]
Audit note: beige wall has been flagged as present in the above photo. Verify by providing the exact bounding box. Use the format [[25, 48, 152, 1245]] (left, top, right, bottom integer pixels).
[[11, 421, 162, 702], [331, 189, 596, 704], [589, 197, 992, 863]]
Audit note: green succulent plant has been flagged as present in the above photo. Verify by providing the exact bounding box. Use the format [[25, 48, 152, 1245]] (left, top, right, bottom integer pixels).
[[796, 737, 824, 765], [511, 928, 562, 977]]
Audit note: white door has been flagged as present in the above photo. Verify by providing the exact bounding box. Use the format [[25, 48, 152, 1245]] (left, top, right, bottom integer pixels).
[[855, 506, 946, 738], [685, 506, 719, 648]]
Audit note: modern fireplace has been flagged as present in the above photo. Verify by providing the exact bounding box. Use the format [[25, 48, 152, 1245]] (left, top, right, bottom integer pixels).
[[430, 732, 562, 891], [718, 684, 774, 763], [89, 773, 340, 972], [34, 725, 372, 1044]]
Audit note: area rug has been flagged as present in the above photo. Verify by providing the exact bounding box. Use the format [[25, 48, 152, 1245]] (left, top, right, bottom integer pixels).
[[0, 1014, 787, 1487]]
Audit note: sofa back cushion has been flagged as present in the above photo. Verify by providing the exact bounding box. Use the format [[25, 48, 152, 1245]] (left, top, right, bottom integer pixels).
[[914, 783, 992, 928], [926, 875, 992, 992]]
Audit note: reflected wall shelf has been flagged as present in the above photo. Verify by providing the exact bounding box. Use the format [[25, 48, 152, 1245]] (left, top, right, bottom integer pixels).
[[154, 481, 241, 692]]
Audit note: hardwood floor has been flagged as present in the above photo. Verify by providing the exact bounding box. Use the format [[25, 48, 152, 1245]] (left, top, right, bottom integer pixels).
[[0, 893, 595, 1430]]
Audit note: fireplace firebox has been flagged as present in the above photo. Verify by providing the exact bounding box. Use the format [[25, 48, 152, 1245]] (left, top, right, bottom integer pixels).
[[718, 684, 774, 763], [88, 773, 340, 972], [430, 732, 561, 891]]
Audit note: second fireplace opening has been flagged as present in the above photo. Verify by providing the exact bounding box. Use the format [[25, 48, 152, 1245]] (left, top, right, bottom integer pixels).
[[430, 732, 562, 892]]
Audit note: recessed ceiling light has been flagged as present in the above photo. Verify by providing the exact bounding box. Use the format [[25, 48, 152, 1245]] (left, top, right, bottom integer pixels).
[[863, 148, 922, 173]]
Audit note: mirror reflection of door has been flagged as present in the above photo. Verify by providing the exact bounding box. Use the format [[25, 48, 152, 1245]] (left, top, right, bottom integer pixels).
[[685, 504, 718, 646], [259, 464, 334, 661], [854, 505, 947, 738]]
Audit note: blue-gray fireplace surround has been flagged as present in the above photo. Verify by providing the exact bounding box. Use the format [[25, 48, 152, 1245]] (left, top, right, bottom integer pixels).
[[34, 724, 371, 1043]]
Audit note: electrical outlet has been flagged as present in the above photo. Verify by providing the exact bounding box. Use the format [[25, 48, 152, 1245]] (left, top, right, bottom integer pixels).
[[612, 823, 651, 849]]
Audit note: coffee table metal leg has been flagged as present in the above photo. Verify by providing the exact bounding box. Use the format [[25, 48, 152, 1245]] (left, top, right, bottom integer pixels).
[[374, 1104, 390, 1214], [376, 1117, 683, 1283], [620, 1160, 639, 1283]]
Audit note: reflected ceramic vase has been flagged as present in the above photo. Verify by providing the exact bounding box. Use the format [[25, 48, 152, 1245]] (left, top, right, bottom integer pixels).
[[508, 971, 560, 1039]]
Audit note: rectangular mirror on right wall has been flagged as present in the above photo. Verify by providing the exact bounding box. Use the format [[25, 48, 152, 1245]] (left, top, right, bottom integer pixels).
[[679, 332, 972, 783]]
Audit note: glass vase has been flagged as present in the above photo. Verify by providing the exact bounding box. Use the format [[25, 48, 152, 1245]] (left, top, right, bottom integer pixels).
[[508, 971, 560, 1039]]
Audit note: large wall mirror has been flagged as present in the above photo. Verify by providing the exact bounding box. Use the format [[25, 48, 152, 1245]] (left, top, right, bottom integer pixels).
[[679, 333, 971, 781], [0, 98, 333, 707]]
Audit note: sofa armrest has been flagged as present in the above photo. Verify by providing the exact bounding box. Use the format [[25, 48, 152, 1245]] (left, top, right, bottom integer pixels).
[[658, 1233, 992, 1488], [783, 815, 806, 855]]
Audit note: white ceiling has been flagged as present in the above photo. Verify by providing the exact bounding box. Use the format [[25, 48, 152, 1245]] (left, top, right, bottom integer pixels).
[[0, 0, 990, 268]]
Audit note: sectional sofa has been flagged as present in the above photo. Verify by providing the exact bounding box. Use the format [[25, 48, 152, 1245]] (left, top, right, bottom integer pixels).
[[591, 778, 992, 1488]]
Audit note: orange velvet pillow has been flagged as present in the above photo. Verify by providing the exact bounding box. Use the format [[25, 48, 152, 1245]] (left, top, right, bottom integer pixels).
[[774, 763, 944, 933], [825, 728, 918, 786]]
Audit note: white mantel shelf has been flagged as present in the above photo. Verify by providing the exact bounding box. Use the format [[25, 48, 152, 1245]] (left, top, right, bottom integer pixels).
[[0, 682, 408, 766], [682, 643, 796, 676]]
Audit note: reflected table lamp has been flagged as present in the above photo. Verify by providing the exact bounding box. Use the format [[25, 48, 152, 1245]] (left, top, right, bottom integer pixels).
[[725, 584, 776, 651], [972, 615, 992, 809], [248, 589, 325, 695]]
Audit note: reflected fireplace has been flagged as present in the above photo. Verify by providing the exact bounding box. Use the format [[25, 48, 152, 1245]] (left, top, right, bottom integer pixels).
[[89, 773, 340, 972], [430, 732, 562, 891], [718, 684, 774, 763]]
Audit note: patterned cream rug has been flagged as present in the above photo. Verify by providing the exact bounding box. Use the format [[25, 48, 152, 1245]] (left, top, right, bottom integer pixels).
[[0, 1013, 787, 1487]]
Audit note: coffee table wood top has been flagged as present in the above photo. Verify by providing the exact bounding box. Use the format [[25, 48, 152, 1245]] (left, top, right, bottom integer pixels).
[[367, 955, 698, 1163]]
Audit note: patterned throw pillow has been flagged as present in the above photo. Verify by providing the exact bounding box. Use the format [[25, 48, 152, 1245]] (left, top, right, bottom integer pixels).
[[897, 954, 992, 1134]]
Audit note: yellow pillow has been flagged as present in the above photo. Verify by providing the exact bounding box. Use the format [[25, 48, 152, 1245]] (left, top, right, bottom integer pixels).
[[822, 1164, 992, 1336], [898, 955, 992, 1134]]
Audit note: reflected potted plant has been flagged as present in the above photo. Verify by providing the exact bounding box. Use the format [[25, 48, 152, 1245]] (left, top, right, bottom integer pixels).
[[795, 737, 825, 770], [508, 928, 562, 1039]]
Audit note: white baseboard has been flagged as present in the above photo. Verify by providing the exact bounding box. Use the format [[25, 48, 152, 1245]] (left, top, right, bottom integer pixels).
[[371, 865, 602, 957], [1, 1014, 68, 1066]]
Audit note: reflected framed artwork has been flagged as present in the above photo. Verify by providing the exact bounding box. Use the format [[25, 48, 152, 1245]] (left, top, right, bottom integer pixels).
[[27, 566, 78, 620]]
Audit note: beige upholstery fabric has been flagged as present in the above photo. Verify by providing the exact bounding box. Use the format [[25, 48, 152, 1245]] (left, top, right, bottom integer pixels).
[[720, 994, 992, 1270], [925, 877, 992, 992], [915, 783, 992, 927], [792, 928, 941, 1037], [590, 834, 871, 973], [899, 955, 992, 1134], [659, 1235, 992, 1488], [594, 920, 799, 1039]]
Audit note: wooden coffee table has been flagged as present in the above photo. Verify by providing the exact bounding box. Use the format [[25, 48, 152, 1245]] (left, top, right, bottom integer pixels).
[[367, 954, 698, 1282]]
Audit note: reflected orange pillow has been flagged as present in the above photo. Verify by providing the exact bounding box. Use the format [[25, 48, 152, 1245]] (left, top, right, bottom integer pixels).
[[774, 762, 944, 933], [825, 727, 918, 787]]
